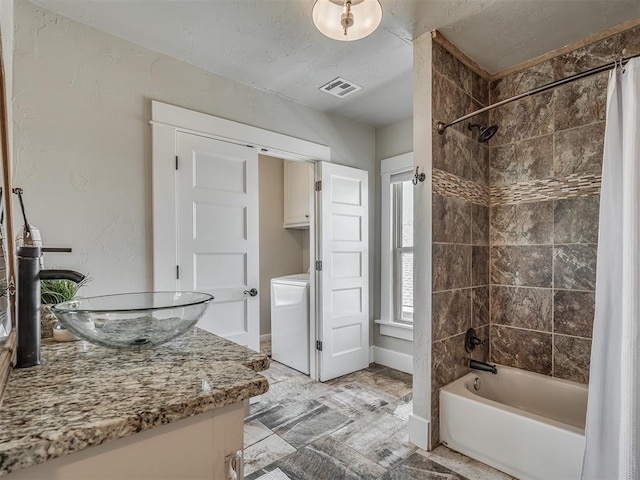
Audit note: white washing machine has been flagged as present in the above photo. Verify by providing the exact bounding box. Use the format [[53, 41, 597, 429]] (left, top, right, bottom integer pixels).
[[270, 273, 310, 375]]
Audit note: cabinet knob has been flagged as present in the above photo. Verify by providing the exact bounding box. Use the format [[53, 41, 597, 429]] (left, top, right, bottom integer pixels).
[[305, 214, 309, 218]]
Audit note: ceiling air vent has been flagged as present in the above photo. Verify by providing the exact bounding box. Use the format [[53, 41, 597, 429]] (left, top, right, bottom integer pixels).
[[319, 77, 362, 98]]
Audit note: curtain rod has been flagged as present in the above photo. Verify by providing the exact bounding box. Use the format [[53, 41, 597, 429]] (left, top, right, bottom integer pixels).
[[436, 52, 640, 135]]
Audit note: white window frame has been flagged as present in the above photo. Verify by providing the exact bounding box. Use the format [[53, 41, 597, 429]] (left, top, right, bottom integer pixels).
[[375, 152, 414, 341]]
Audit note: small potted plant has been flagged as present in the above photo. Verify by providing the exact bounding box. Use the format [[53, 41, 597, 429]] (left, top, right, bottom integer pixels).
[[41, 278, 88, 341]]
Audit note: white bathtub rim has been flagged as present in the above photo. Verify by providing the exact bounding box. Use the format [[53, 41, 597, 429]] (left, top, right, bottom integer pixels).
[[440, 387, 585, 440], [459, 362, 588, 390], [441, 366, 587, 436]]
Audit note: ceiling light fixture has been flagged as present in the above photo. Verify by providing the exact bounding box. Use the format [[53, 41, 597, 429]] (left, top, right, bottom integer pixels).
[[312, 0, 383, 42]]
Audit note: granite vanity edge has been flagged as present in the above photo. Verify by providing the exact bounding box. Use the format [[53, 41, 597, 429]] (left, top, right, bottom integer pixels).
[[241, 355, 270, 373], [0, 373, 269, 476]]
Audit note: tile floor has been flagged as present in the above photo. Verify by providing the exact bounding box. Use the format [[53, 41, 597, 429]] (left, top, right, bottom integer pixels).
[[244, 360, 514, 480]]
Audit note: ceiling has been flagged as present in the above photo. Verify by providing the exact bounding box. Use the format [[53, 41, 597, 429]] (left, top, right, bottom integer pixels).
[[30, 0, 640, 128]]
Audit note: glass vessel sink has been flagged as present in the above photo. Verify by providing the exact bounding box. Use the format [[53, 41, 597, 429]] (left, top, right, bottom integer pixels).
[[51, 291, 213, 349]]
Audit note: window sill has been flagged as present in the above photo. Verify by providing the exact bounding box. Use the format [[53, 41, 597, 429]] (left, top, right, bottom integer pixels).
[[375, 320, 414, 341]]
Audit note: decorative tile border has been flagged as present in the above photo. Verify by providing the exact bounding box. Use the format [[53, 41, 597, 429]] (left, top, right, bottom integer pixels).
[[433, 169, 601, 207], [432, 168, 489, 206], [490, 174, 601, 205]]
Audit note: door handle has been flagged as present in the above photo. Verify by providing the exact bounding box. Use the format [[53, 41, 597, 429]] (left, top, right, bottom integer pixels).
[[244, 288, 258, 297]]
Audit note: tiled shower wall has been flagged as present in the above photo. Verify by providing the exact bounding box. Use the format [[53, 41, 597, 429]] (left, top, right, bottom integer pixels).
[[429, 24, 640, 448], [430, 44, 490, 447], [488, 25, 640, 384]]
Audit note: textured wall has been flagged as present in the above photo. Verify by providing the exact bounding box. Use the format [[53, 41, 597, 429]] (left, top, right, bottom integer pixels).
[[488, 25, 640, 384], [12, 1, 375, 298], [430, 43, 490, 447], [258, 155, 306, 336]]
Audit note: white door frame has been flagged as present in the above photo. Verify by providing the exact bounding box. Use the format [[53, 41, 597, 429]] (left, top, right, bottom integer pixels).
[[151, 100, 330, 379]]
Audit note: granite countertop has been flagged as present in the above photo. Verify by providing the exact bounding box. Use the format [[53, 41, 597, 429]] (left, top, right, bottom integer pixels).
[[0, 328, 269, 476]]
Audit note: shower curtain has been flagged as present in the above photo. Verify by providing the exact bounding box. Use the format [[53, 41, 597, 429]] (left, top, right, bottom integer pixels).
[[582, 58, 640, 479]]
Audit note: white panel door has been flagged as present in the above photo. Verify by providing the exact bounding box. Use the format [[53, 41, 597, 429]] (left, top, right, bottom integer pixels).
[[317, 162, 369, 381], [176, 132, 259, 351]]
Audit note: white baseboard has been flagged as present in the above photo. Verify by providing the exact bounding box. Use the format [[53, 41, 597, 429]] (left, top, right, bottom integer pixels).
[[260, 334, 271, 343], [372, 346, 413, 374], [409, 413, 430, 450]]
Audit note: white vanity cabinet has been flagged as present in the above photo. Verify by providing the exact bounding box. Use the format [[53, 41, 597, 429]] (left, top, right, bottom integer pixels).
[[283, 160, 313, 228]]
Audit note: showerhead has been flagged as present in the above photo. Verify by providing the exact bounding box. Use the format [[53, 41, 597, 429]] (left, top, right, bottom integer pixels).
[[468, 123, 499, 143]]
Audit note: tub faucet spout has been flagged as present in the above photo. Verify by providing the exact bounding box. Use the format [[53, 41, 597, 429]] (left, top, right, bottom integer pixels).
[[469, 359, 497, 375]]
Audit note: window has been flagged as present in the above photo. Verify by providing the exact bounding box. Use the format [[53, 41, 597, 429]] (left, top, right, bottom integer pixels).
[[376, 152, 414, 341], [393, 178, 413, 323]]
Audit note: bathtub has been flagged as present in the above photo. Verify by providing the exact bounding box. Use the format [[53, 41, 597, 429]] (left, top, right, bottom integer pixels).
[[440, 365, 587, 480]]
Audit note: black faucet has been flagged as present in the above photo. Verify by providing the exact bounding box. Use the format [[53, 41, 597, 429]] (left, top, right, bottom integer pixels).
[[465, 328, 487, 353], [469, 359, 498, 375], [16, 246, 85, 368]]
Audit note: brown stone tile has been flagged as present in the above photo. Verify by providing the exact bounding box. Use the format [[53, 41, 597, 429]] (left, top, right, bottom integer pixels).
[[471, 286, 489, 328], [491, 92, 554, 146], [490, 286, 552, 332], [432, 289, 471, 341], [433, 72, 479, 141], [432, 128, 473, 181], [490, 326, 552, 375], [433, 244, 471, 291], [517, 92, 555, 142], [491, 246, 553, 287], [472, 246, 489, 287], [554, 335, 591, 384], [471, 204, 489, 246], [617, 26, 640, 60], [554, 290, 595, 338], [432, 333, 468, 391], [517, 134, 554, 182], [433, 194, 471, 244], [554, 195, 600, 244], [553, 122, 605, 177], [490, 205, 519, 245], [489, 143, 518, 187], [552, 27, 640, 79], [489, 135, 552, 186], [470, 144, 490, 187], [433, 72, 460, 119], [554, 72, 607, 131], [490, 102, 518, 146], [433, 43, 473, 96], [431, 390, 440, 449], [491, 202, 553, 245], [552, 47, 613, 80], [554, 244, 597, 291], [472, 71, 489, 106], [490, 61, 554, 102], [518, 201, 554, 244]]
